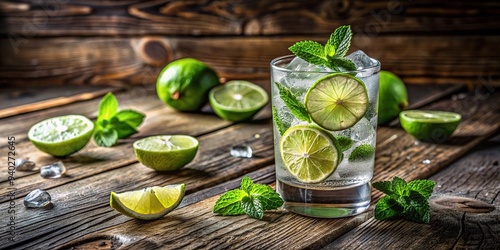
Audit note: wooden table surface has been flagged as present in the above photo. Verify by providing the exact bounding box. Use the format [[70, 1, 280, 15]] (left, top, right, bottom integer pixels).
[[0, 83, 499, 249]]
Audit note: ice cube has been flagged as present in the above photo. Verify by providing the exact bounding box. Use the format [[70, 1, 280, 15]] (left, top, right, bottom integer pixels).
[[24, 189, 51, 208], [230, 145, 253, 158], [15, 159, 36, 171], [40, 161, 66, 178], [346, 50, 379, 77], [286, 57, 331, 72], [351, 118, 375, 142]]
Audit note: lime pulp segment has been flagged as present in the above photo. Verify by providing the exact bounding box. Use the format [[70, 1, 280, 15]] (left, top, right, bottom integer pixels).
[[280, 125, 340, 183], [400, 110, 461, 123], [305, 74, 369, 131]]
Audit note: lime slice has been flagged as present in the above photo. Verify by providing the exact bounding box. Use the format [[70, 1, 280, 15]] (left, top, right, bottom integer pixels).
[[400, 110, 461, 143], [28, 115, 94, 157], [110, 184, 185, 220], [209, 80, 269, 122], [305, 73, 369, 131], [133, 135, 199, 171], [280, 125, 341, 183]]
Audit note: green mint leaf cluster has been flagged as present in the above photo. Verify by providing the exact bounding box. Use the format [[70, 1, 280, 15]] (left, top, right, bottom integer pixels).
[[94, 93, 145, 147], [373, 177, 435, 224], [289, 25, 356, 71], [213, 176, 284, 219]]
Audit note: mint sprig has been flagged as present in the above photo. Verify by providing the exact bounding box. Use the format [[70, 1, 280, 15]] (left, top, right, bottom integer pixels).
[[213, 176, 283, 219], [94, 93, 145, 147], [289, 25, 356, 71], [373, 177, 435, 224]]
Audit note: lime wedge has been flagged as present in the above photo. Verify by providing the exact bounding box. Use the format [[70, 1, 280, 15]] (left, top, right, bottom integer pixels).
[[280, 125, 341, 183], [28, 115, 94, 157], [133, 135, 199, 171], [305, 73, 369, 131], [110, 184, 185, 220], [209, 80, 269, 122], [400, 110, 461, 143]]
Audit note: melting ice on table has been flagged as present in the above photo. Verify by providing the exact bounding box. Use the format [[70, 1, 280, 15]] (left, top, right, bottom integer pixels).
[[40, 161, 66, 178], [230, 145, 253, 158], [24, 189, 51, 208], [15, 159, 36, 171]]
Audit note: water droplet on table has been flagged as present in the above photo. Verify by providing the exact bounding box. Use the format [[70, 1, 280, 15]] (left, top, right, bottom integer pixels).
[[24, 189, 51, 208], [422, 159, 431, 165], [40, 161, 66, 178], [230, 145, 253, 158], [15, 159, 36, 171]]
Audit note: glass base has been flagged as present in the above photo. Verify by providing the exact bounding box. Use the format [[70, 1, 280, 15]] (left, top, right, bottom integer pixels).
[[284, 202, 370, 218]]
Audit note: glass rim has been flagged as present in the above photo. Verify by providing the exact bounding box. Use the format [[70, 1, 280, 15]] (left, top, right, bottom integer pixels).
[[270, 54, 381, 74]]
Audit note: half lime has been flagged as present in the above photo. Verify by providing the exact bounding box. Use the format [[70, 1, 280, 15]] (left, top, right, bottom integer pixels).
[[209, 80, 269, 122], [400, 110, 461, 143], [28, 115, 94, 157]]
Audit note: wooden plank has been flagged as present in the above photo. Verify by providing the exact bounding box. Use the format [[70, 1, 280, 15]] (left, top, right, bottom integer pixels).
[[1, 36, 499, 87], [1, 0, 499, 36], [323, 136, 500, 249], [1, 88, 498, 249], [0, 86, 120, 119]]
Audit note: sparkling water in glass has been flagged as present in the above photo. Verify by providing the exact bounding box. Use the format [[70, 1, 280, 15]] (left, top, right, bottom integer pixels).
[[270, 51, 380, 218]]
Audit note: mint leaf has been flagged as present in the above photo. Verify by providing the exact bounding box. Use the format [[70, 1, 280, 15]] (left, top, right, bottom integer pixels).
[[241, 196, 264, 219], [98, 93, 118, 122], [110, 117, 138, 139], [407, 179, 435, 199], [240, 176, 253, 194], [327, 25, 352, 57], [213, 189, 247, 216], [115, 109, 145, 128], [250, 183, 284, 210], [274, 82, 310, 122], [272, 105, 289, 136], [374, 196, 402, 220], [373, 180, 394, 196], [93, 128, 118, 147], [402, 190, 431, 224], [326, 58, 357, 72], [392, 176, 407, 196], [289, 41, 326, 66], [324, 44, 336, 58]]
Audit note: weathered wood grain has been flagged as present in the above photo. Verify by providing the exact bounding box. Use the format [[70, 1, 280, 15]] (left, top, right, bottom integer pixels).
[[1, 88, 498, 249], [323, 137, 500, 250], [1, 36, 499, 87], [1, 0, 499, 36]]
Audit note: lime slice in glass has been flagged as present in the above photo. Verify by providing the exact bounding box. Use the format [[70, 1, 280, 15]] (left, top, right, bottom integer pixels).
[[133, 135, 199, 171], [110, 184, 185, 220], [209, 80, 269, 122], [28, 115, 94, 157], [280, 125, 341, 183], [305, 73, 369, 131], [400, 110, 461, 143]]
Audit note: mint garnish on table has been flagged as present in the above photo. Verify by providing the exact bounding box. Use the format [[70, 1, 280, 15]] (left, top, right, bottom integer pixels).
[[94, 92, 145, 147], [373, 177, 436, 224], [213, 176, 284, 219], [288, 25, 357, 71]]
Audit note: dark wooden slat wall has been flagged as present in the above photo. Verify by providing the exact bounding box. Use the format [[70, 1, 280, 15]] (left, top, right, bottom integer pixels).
[[0, 0, 499, 87]]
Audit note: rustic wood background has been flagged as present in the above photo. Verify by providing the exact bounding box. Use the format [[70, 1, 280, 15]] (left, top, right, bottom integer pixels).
[[0, 0, 499, 87]]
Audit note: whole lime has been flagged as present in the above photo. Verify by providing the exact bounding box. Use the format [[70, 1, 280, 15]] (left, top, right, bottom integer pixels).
[[156, 58, 220, 111], [378, 71, 408, 124]]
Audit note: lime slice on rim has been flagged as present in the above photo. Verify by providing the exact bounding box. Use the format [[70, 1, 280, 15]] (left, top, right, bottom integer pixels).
[[110, 184, 185, 220], [400, 110, 461, 143], [280, 125, 341, 183], [305, 73, 369, 131], [209, 80, 269, 122], [133, 135, 199, 171], [28, 115, 94, 157]]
